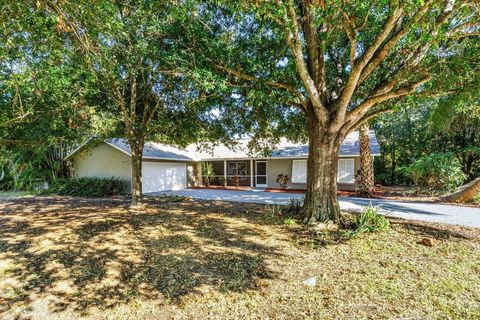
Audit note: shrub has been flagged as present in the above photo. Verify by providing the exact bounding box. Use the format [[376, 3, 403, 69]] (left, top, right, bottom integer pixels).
[[265, 204, 282, 222], [48, 177, 123, 197], [231, 175, 240, 189], [283, 217, 295, 226], [201, 162, 214, 187], [282, 198, 303, 217], [345, 205, 389, 238], [276, 174, 289, 190], [218, 177, 226, 187], [472, 193, 480, 205], [406, 153, 466, 193]]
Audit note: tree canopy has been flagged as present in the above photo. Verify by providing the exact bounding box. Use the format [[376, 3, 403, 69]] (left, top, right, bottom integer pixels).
[[190, 0, 480, 222]]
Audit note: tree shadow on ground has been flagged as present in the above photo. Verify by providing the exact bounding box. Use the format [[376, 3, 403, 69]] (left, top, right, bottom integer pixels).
[[389, 217, 477, 240], [0, 197, 282, 316]]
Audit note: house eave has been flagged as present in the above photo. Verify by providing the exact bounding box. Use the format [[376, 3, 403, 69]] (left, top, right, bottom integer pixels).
[[197, 153, 380, 161]]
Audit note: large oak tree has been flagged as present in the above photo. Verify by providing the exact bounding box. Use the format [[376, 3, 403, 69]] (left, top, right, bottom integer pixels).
[[198, 0, 479, 222]]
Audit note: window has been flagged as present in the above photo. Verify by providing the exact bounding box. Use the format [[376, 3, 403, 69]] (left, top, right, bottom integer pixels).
[[291, 160, 307, 183], [227, 162, 247, 176], [337, 159, 355, 183]]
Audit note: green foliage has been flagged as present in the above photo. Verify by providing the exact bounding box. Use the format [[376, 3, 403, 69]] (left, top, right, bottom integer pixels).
[[406, 153, 466, 193], [428, 104, 480, 181], [265, 204, 282, 221], [0, 147, 68, 191], [201, 162, 214, 187], [48, 177, 123, 197], [374, 101, 480, 186], [345, 206, 390, 239], [373, 103, 431, 185], [281, 198, 303, 217], [218, 177, 226, 187], [264, 203, 297, 225], [282, 217, 295, 226], [471, 193, 480, 205]]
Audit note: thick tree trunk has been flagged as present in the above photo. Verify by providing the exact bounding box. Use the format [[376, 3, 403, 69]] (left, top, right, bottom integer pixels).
[[130, 139, 144, 207], [359, 124, 375, 195], [441, 177, 480, 203], [302, 116, 341, 224]]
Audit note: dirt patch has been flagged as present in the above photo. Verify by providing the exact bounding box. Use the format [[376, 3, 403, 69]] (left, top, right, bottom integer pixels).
[[1, 196, 479, 319]]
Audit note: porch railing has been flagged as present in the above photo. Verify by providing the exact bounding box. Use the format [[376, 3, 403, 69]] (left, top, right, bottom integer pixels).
[[202, 174, 253, 186]]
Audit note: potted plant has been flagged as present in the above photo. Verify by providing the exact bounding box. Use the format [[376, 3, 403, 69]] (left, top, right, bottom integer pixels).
[[219, 176, 227, 188], [232, 175, 240, 189], [276, 174, 289, 191]]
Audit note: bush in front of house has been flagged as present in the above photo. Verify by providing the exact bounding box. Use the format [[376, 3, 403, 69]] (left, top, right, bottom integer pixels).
[[48, 177, 123, 197], [406, 152, 466, 193], [345, 205, 390, 239], [276, 174, 289, 190]]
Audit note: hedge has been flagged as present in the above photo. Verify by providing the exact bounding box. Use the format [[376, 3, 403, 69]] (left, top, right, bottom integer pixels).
[[48, 177, 123, 197]]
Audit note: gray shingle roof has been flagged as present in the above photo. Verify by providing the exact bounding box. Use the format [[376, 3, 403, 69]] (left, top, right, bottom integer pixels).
[[65, 131, 380, 161], [106, 138, 196, 161], [270, 130, 380, 158]]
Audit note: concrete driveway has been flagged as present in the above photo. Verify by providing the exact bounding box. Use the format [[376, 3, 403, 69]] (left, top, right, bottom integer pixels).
[[153, 188, 480, 228]]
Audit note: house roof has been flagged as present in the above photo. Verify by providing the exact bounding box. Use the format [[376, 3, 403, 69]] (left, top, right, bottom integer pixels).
[[193, 130, 380, 160], [270, 130, 380, 158], [65, 130, 380, 161], [105, 138, 196, 161]]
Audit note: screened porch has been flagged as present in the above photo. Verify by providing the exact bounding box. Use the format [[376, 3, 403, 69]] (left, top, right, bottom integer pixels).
[[201, 160, 267, 188]]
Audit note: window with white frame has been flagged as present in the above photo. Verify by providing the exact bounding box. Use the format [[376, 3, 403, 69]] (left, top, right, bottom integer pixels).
[[337, 159, 355, 183], [291, 160, 307, 183], [227, 162, 247, 176]]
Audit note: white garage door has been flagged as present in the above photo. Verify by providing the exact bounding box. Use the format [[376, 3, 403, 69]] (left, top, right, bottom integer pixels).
[[142, 162, 187, 193]]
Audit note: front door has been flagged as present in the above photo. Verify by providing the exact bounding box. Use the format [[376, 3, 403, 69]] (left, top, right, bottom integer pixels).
[[255, 161, 267, 188]]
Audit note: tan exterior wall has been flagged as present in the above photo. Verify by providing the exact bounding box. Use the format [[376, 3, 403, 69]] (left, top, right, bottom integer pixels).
[[72, 142, 132, 192], [266, 157, 360, 191], [71, 141, 363, 193], [72, 143, 194, 192]]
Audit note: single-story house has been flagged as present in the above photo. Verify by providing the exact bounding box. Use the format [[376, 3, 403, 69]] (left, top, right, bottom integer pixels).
[[64, 131, 380, 193]]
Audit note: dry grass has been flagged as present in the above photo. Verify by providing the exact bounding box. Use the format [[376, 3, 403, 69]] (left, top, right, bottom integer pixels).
[[0, 196, 479, 320]]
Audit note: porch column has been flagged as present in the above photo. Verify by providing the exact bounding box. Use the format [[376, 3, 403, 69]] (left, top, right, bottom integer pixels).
[[223, 160, 227, 186], [250, 159, 254, 187]]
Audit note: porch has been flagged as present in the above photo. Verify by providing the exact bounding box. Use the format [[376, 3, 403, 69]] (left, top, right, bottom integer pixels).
[[201, 160, 267, 188]]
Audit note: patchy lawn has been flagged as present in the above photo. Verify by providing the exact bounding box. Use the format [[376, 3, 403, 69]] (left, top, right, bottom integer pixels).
[[0, 196, 479, 320]]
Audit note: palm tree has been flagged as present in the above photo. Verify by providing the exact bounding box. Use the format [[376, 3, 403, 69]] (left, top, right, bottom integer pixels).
[[358, 125, 375, 195]]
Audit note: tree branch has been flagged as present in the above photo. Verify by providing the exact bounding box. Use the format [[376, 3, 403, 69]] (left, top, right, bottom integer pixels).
[[350, 108, 393, 132], [213, 64, 307, 107], [332, 3, 404, 132], [279, 0, 329, 124], [346, 75, 431, 125], [357, 0, 435, 85], [301, 0, 321, 86]]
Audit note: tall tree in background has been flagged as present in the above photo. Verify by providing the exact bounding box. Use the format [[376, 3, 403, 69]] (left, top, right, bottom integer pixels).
[[358, 124, 374, 194], [373, 33, 480, 188], [1, 2, 100, 189], [32, 0, 227, 206], [200, 0, 479, 222]]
